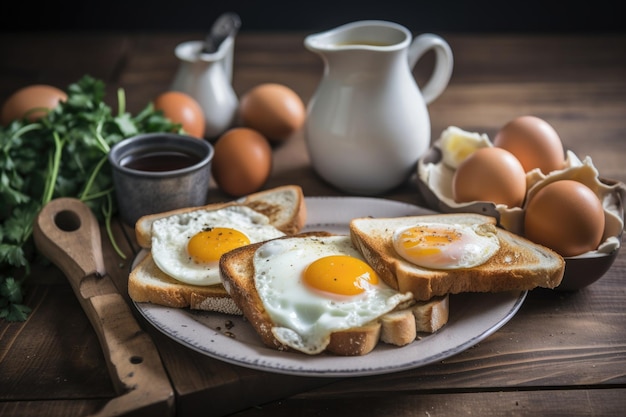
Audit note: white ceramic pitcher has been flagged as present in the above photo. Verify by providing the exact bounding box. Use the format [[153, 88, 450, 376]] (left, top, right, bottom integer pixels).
[[171, 36, 238, 138], [304, 20, 454, 194]]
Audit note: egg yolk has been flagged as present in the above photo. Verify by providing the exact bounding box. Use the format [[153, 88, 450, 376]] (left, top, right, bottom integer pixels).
[[303, 255, 379, 296], [187, 227, 250, 264]]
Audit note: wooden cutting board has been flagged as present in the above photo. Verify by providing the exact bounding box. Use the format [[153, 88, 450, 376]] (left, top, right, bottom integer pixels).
[[33, 198, 175, 416]]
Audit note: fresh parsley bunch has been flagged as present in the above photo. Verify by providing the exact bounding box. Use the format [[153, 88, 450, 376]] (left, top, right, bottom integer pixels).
[[0, 75, 181, 321]]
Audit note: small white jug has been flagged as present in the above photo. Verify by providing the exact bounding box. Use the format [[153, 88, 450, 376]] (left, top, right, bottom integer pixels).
[[171, 36, 238, 138], [304, 20, 454, 194]]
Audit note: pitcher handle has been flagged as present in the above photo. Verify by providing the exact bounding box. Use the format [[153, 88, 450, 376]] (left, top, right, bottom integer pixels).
[[408, 33, 454, 105]]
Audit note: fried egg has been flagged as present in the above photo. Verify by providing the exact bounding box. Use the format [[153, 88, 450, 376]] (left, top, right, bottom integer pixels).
[[253, 235, 413, 355], [151, 205, 285, 285], [392, 222, 500, 270]]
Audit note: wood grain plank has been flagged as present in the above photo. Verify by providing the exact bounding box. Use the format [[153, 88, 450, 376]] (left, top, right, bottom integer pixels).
[[0, 399, 108, 417], [0, 284, 116, 400], [0, 33, 131, 99], [228, 388, 626, 416]]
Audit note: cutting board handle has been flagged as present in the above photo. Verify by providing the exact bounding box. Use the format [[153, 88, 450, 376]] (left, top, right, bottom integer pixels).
[[33, 198, 174, 417]]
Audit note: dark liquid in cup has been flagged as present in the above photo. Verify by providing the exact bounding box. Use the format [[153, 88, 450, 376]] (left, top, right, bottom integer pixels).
[[121, 151, 201, 172]]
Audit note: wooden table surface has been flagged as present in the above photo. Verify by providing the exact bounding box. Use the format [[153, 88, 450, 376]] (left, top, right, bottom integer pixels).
[[1, 30, 625, 417]]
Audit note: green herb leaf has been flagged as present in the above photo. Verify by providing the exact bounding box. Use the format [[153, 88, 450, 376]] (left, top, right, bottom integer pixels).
[[0, 276, 25, 303], [0, 74, 182, 322]]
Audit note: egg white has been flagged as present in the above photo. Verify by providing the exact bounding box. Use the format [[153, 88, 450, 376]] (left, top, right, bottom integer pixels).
[[392, 222, 500, 270], [253, 235, 413, 355], [151, 205, 285, 285]]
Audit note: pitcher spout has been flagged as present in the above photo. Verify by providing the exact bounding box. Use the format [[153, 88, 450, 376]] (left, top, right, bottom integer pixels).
[[304, 20, 411, 54], [174, 36, 235, 83]]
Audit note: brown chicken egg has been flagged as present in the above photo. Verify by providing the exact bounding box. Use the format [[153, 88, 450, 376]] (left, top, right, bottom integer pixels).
[[524, 180, 605, 257], [452, 146, 527, 207], [154, 91, 206, 138], [1, 84, 67, 126], [211, 127, 272, 197], [493, 115, 565, 174], [239, 83, 306, 143]]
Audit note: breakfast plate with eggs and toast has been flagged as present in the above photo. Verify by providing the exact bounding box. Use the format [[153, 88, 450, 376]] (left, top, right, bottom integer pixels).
[[129, 186, 544, 377]]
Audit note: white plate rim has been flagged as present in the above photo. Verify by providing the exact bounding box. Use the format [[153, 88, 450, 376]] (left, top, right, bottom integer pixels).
[[133, 196, 527, 377]]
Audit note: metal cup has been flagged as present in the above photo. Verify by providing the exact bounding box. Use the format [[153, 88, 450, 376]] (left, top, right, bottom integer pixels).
[[108, 133, 214, 226]]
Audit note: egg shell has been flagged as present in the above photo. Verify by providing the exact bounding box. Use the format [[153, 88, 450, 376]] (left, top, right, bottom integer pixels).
[[524, 179, 605, 257], [211, 127, 273, 196], [1, 84, 67, 125], [154, 91, 206, 138], [493, 115, 565, 174], [452, 147, 527, 208], [239, 83, 306, 143]]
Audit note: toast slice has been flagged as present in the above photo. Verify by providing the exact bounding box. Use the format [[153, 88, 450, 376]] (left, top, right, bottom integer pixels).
[[238, 185, 307, 236], [128, 185, 307, 313], [219, 232, 449, 356], [129, 252, 242, 315], [134, 185, 306, 248], [350, 213, 565, 301]]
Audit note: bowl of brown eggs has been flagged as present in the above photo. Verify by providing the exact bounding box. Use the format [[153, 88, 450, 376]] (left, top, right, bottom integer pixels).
[[416, 116, 625, 291]]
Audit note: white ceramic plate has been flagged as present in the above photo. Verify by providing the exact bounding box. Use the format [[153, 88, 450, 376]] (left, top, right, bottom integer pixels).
[[133, 197, 527, 377]]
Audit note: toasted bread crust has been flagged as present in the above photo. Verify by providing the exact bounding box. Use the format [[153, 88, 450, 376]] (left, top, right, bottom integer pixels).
[[350, 213, 565, 301], [239, 185, 307, 235], [380, 309, 416, 346], [412, 295, 449, 333], [220, 240, 284, 349], [326, 322, 382, 356]]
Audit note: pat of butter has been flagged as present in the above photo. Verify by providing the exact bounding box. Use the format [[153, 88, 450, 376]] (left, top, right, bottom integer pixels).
[[439, 126, 492, 169]]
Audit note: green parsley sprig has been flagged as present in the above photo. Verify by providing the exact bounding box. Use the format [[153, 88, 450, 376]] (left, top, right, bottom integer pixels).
[[0, 75, 182, 322]]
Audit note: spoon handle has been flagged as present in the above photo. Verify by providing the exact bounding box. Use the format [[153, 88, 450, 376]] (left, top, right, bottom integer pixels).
[[202, 12, 241, 54]]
